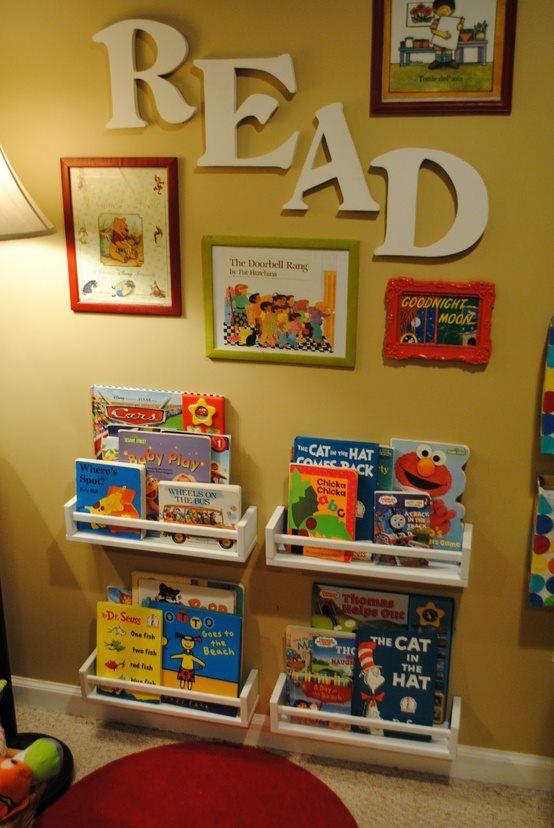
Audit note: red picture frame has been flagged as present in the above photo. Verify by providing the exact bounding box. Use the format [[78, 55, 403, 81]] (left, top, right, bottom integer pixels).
[[384, 278, 495, 364], [61, 157, 182, 315], [371, 0, 517, 116]]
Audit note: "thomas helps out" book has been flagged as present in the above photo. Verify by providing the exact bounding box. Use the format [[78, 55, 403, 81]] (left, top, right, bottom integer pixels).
[[76, 458, 146, 539]]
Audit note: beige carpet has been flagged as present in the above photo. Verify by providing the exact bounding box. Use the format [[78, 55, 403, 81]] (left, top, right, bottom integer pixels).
[[17, 705, 552, 827]]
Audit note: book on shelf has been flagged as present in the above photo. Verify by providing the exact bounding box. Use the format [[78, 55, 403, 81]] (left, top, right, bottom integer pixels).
[[373, 490, 432, 567], [287, 463, 358, 562], [75, 458, 146, 539], [119, 430, 212, 520], [158, 481, 241, 552], [131, 571, 241, 615], [292, 437, 380, 545], [91, 385, 184, 458], [391, 439, 469, 552], [147, 600, 242, 710], [96, 601, 163, 703], [285, 626, 355, 729], [311, 583, 454, 724], [351, 628, 438, 740]]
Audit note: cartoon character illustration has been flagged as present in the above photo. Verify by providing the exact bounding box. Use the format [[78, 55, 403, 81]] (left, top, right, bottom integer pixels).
[[387, 511, 413, 544], [84, 485, 140, 534], [104, 659, 125, 672], [358, 641, 385, 736], [112, 279, 136, 298], [78, 226, 89, 245], [151, 280, 166, 298], [153, 175, 164, 194], [104, 639, 125, 652], [210, 461, 228, 483], [394, 444, 457, 538], [99, 214, 143, 266], [155, 583, 181, 603], [82, 279, 97, 294], [416, 600, 445, 628], [145, 476, 159, 519], [188, 397, 217, 428], [429, 0, 464, 70], [293, 698, 321, 727], [170, 633, 205, 689], [154, 225, 163, 244], [108, 625, 125, 637]]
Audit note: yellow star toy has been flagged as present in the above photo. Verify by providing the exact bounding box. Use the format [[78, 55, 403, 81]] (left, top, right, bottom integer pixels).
[[188, 397, 217, 427], [416, 601, 445, 628]]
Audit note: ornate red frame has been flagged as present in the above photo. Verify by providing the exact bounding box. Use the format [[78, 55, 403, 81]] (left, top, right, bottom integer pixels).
[[60, 157, 182, 316], [384, 278, 495, 364]]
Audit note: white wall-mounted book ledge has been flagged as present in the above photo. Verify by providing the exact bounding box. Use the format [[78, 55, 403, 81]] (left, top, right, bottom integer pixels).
[[270, 673, 460, 760], [64, 496, 258, 564], [79, 649, 259, 728], [265, 506, 471, 588]]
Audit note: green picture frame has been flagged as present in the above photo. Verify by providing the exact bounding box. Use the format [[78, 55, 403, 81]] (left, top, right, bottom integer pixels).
[[202, 236, 359, 368]]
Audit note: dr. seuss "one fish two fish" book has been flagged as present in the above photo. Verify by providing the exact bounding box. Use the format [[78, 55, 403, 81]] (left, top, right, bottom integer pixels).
[[352, 629, 437, 739], [147, 601, 242, 703], [292, 437, 380, 544], [311, 584, 454, 724], [96, 602, 163, 702], [285, 626, 355, 728], [392, 439, 469, 552], [287, 464, 358, 562], [91, 385, 184, 458], [158, 481, 241, 552], [76, 459, 146, 539], [119, 431, 212, 519]]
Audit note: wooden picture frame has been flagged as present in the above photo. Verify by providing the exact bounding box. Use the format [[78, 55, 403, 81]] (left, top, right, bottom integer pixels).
[[203, 236, 359, 368], [371, 0, 517, 115], [61, 157, 182, 315], [384, 277, 495, 364]]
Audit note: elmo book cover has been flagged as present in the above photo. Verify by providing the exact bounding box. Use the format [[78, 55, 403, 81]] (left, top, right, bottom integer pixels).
[[391, 439, 469, 552], [287, 464, 358, 561]]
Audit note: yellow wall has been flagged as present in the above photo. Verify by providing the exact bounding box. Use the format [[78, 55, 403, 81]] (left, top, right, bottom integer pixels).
[[0, 0, 552, 756]]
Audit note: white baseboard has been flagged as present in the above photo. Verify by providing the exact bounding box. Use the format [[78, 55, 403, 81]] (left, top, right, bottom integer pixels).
[[12, 675, 553, 792]]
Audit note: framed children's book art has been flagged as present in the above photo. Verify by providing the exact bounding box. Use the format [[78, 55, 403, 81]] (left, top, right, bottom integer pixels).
[[60, 157, 182, 315], [202, 236, 359, 368], [371, 0, 517, 115], [384, 277, 495, 364]]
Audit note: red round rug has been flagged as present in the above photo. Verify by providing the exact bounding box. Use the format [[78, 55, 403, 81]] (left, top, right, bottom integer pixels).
[[36, 741, 357, 828]]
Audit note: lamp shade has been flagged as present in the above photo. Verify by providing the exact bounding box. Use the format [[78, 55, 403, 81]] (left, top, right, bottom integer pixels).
[[0, 145, 54, 240]]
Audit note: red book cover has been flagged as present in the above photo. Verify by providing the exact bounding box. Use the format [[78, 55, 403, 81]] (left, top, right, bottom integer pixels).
[[182, 394, 225, 434]]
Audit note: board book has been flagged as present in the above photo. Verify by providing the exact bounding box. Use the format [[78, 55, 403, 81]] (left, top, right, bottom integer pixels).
[[373, 491, 431, 567], [119, 431, 212, 519], [287, 463, 358, 561], [75, 459, 146, 539], [352, 628, 437, 738], [147, 601, 242, 700], [541, 317, 554, 454], [158, 481, 241, 552], [107, 586, 132, 604], [292, 437, 379, 543], [131, 571, 239, 615], [391, 439, 469, 552], [96, 601, 162, 702], [311, 584, 454, 724], [529, 475, 554, 608], [377, 446, 394, 491], [182, 393, 225, 434], [285, 626, 355, 728], [91, 385, 184, 458]]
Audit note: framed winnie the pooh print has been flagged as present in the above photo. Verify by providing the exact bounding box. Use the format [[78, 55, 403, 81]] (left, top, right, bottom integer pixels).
[[61, 157, 182, 315]]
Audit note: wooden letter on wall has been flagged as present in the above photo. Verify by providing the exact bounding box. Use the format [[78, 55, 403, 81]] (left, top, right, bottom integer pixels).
[[194, 55, 299, 168], [371, 148, 489, 258], [93, 19, 196, 129], [283, 103, 380, 212]]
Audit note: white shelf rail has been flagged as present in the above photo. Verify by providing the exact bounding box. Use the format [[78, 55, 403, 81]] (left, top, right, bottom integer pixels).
[[265, 506, 471, 587], [270, 673, 461, 759], [79, 649, 259, 728], [65, 496, 258, 563]]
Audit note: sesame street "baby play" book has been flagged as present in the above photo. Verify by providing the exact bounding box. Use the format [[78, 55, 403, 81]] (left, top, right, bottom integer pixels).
[[391, 439, 469, 552]]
